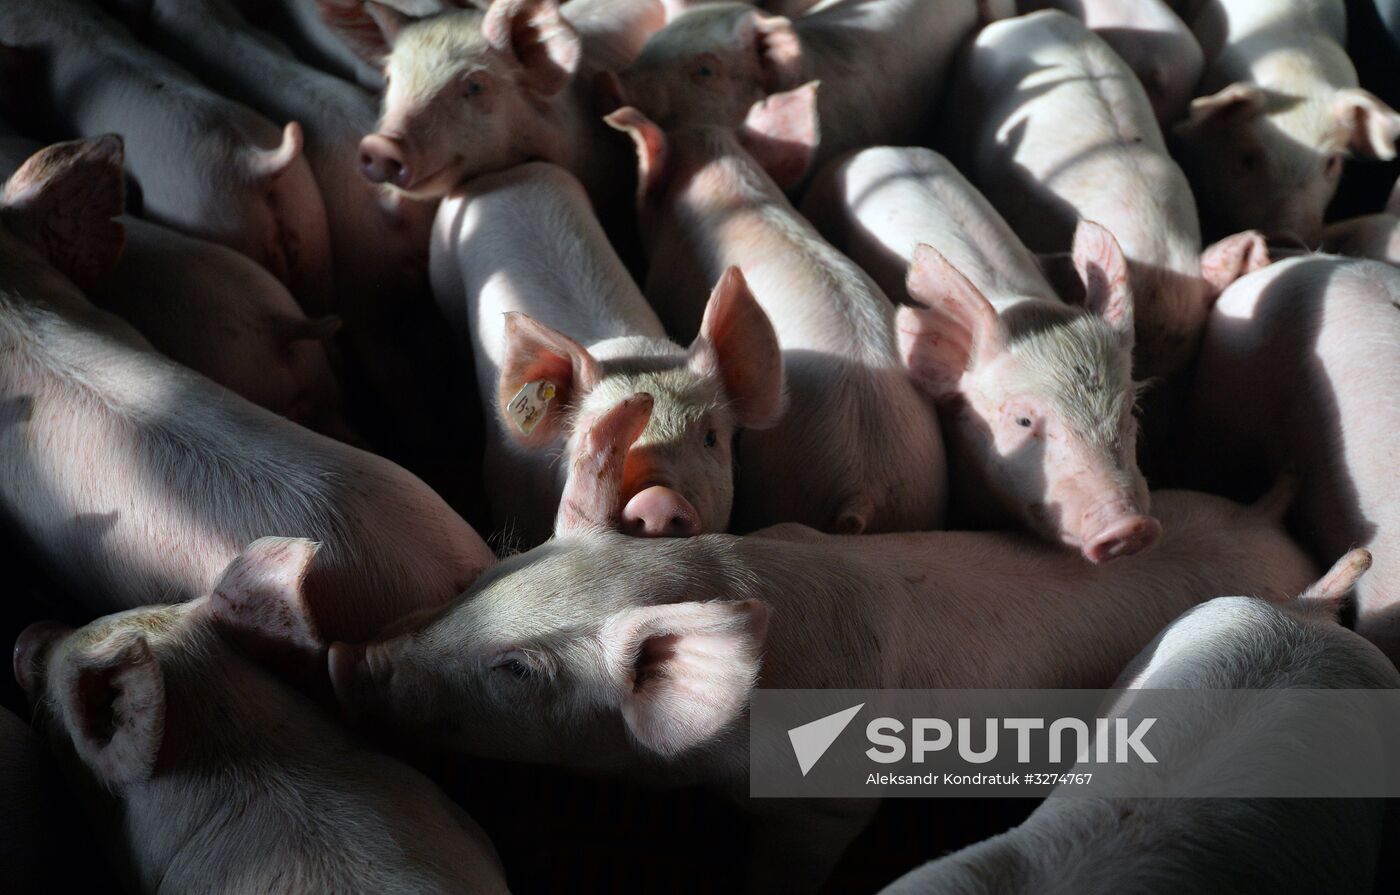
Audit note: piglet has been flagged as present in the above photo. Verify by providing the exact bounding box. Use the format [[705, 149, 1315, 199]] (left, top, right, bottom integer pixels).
[[804, 147, 1156, 562], [327, 400, 1315, 889], [13, 544, 509, 894], [880, 549, 1394, 895], [332, 0, 664, 210], [951, 9, 1268, 377], [432, 161, 782, 545], [93, 216, 350, 437], [0, 0, 334, 313], [607, 0, 980, 183], [1187, 255, 1400, 662], [1017, 0, 1203, 126], [1175, 0, 1400, 244], [0, 136, 492, 642], [609, 87, 948, 533]]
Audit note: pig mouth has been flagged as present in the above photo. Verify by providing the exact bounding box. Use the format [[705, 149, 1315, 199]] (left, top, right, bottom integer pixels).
[[398, 155, 465, 197]]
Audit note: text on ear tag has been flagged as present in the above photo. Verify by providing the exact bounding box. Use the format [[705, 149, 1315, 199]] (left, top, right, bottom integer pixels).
[[508, 380, 557, 435]]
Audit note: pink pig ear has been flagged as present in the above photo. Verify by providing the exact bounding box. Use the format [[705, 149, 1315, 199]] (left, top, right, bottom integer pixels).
[[1175, 82, 1267, 136], [738, 80, 820, 192], [606, 106, 671, 202], [1072, 220, 1134, 346], [62, 632, 165, 790], [1334, 88, 1400, 160], [690, 267, 785, 430], [2, 135, 126, 287], [484, 0, 582, 97], [1294, 548, 1372, 622], [899, 243, 1004, 400], [317, 0, 420, 63], [600, 599, 768, 757], [554, 393, 654, 537], [1200, 230, 1270, 299], [498, 312, 601, 447], [208, 537, 325, 657], [741, 12, 803, 94]]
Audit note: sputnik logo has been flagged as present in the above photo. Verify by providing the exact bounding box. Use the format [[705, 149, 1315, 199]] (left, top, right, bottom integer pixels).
[[788, 703, 864, 776]]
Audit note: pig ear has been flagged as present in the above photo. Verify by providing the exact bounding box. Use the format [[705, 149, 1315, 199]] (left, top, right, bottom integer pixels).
[[738, 80, 820, 192], [63, 633, 165, 789], [208, 537, 325, 656], [316, 0, 415, 64], [690, 267, 784, 429], [899, 244, 1004, 399], [1, 135, 126, 287], [1072, 220, 1134, 346], [498, 312, 601, 447], [484, 0, 581, 97], [1334, 89, 1400, 161], [741, 12, 803, 93], [1294, 548, 1372, 622], [601, 599, 768, 757], [1176, 82, 1266, 135], [606, 106, 671, 201], [554, 393, 654, 537], [1200, 230, 1270, 299]]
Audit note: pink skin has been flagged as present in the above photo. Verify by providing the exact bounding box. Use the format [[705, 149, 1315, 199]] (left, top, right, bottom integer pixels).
[[610, 88, 949, 535], [340, 0, 664, 205], [0, 136, 493, 642], [1186, 256, 1400, 662], [951, 10, 1231, 379], [1018, 0, 1203, 126], [609, 0, 979, 183], [0, 0, 335, 313], [898, 225, 1157, 564], [0, 128, 347, 435], [1175, 0, 1400, 245], [13, 568, 510, 894], [433, 161, 781, 545], [322, 490, 1315, 891], [552, 394, 703, 538], [803, 147, 1156, 561], [114, 0, 439, 316]]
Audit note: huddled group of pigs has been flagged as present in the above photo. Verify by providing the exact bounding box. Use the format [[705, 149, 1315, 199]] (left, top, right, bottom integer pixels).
[[2, 0, 1399, 891]]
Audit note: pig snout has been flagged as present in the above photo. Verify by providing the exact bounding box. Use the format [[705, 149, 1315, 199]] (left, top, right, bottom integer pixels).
[[358, 134, 411, 188], [13, 621, 72, 693], [1080, 500, 1162, 565], [621, 485, 701, 538]]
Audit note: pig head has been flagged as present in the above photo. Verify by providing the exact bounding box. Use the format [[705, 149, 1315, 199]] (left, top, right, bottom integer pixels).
[[1175, 81, 1400, 244], [897, 222, 1157, 564], [347, 0, 588, 197]]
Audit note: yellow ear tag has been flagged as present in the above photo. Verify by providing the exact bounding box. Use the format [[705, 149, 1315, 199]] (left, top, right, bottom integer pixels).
[[508, 380, 557, 435]]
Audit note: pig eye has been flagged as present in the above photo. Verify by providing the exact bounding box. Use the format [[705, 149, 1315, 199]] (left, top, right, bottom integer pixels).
[[1016, 416, 1033, 429], [492, 652, 536, 680], [464, 80, 483, 99], [704, 429, 718, 448]]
